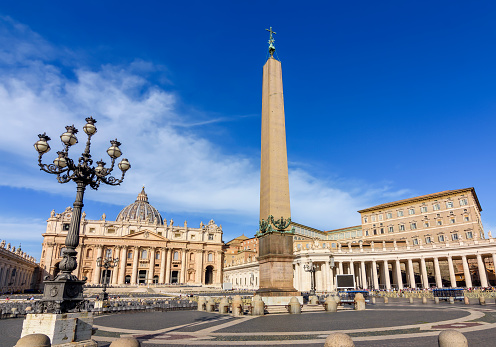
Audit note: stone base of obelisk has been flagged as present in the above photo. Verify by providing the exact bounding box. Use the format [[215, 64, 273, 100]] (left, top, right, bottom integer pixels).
[[20, 312, 96, 346], [256, 232, 300, 306]]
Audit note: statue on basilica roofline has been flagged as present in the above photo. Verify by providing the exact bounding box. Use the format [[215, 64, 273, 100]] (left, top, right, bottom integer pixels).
[[0, 240, 5, 248]]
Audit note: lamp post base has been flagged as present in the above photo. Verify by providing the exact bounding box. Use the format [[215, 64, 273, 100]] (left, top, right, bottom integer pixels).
[[36, 278, 88, 314]]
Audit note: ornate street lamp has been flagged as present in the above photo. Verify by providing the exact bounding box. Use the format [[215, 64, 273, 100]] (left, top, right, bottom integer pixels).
[[34, 117, 130, 313], [96, 256, 119, 301], [304, 261, 317, 296]]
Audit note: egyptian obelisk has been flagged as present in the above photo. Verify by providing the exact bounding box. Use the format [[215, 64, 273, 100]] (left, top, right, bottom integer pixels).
[[256, 28, 299, 302]]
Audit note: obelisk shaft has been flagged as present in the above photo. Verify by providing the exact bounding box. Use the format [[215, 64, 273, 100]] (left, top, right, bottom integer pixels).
[[260, 57, 291, 221]]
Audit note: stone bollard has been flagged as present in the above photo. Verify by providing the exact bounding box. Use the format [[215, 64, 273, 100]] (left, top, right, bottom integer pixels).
[[324, 332, 355, 347], [287, 296, 301, 314], [309, 295, 319, 305], [15, 333, 51, 347], [231, 295, 244, 316], [409, 297, 414, 304], [197, 296, 206, 311], [464, 296, 470, 305], [218, 297, 229, 314], [334, 295, 342, 306], [25, 306, 33, 313], [110, 337, 141, 347], [371, 297, 376, 304], [438, 329, 468, 347], [206, 297, 216, 312], [11, 307, 18, 318], [479, 296, 486, 305], [422, 297, 427, 304], [354, 293, 366, 311], [383, 297, 388, 304], [324, 296, 338, 312], [449, 297, 455, 304], [434, 297, 440, 304], [251, 295, 265, 316]]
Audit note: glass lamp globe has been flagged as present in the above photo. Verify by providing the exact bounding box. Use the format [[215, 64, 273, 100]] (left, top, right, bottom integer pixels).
[[118, 158, 131, 172], [34, 139, 50, 154], [107, 139, 122, 159], [95, 161, 105, 174], [83, 122, 97, 135], [60, 131, 78, 146], [53, 152, 67, 168]]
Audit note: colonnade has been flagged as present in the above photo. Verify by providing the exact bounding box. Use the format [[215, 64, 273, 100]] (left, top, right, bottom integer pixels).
[[0, 245, 38, 294]]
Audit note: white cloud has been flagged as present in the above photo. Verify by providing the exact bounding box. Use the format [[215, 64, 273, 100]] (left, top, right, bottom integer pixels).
[[0, 16, 410, 248]]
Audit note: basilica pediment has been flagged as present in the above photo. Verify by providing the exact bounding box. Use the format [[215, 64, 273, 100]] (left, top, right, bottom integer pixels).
[[123, 230, 169, 241]]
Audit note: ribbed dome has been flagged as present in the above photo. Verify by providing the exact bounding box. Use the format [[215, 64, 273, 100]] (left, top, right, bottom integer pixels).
[[116, 187, 164, 225]]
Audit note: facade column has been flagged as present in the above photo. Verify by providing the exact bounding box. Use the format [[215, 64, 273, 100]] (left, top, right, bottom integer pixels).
[[118, 246, 127, 284], [447, 256, 457, 288], [433, 257, 443, 288], [383, 260, 391, 290], [165, 248, 172, 284], [395, 259, 403, 289], [195, 251, 203, 285], [360, 261, 368, 289], [130, 246, 139, 285], [180, 249, 187, 283], [372, 260, 379, 290], [338, 261, 343, 275], [476, 254, 488, 287], [111, 246, 120, 284], [148, 247, 156, 284], [407, 259, 415, 288], [420, 258, 429, 289], [322, 263, 327, 292], [349, 261, 355, 276], [461, 255, 472, 288], [216, 251, 223, 284], [159, 248, 166, 283], [92, 246, 103, 284]]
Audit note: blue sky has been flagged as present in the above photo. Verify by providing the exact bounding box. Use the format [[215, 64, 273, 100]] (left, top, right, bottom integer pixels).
[[1, 1, 496, 260]]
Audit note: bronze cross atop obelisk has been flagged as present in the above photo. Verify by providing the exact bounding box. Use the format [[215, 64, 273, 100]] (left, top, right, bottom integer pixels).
[[266, 27, 276, 57]]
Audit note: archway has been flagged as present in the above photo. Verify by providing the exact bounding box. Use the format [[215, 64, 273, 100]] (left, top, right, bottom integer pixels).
[[205, 265, 214, 285]]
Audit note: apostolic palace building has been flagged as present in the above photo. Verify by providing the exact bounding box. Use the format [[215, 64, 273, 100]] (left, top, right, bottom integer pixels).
[[39, 187, 224, 287], [224, 187, 496, 292]]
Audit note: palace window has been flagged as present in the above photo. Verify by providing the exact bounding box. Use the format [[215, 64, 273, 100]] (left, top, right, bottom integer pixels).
[[365, 230, 369, 236], [421, 206, 427, 213], [378, 214, 383, 221], [466, 231, 473, 239], [410, 223, 417, 230], [399, 224, 405, 231], [424, 222, 429, 228], [460, 198, 468, 206], [425, 237, 431, 244], [63, 223, 70, 231], [464, 216, 470, 222], [208, 234, 214, 241], [446, 201, 454, 208], [408, 208, 415, 215], [386, 212, 392, 219], [438, 235, 445, 242], [397, 210, 404, 217], [433, 204, 440, 211], [373, 229, 377, 235], [380, 228, 384, 234], [451, 233, 459, 241], [371, 216, 376, 222], [450, 218, 456, 224], [173, 251, 179, 260], [141, 250, 147, 259], [388, 226, 394, 233], [364, 217, 368, 223], [412, 239, 418, 245]]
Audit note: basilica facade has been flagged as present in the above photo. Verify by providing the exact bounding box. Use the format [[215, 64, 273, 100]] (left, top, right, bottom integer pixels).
[[39, 188, 224, 286]]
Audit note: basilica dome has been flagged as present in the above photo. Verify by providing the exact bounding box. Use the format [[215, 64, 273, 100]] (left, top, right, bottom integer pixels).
[[116, 187, 164, 225]]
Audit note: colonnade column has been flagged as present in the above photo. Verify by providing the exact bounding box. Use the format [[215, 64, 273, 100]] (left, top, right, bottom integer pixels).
[[433, 257, 443, 288], [130, 246, 139, 285], [118, 246, 127, 284], [338, 261, 343, 275], [420, 258, 429, 289], [322, 263, 327, 292], [476, 254, 488, 287], [372, 260, 379, 290], [328, 263, 335, 291], [383, 260, 391, 290], [360, 261, 367, 289], [148, 247, 156, 284], [349, 261, 355, 277], [407, 259, 415, 288], [111, 246, 120, 284], [165, 248, 172, 284], [395, 259, 403, 289], [159, 248, 166, 283], [447, 256, 457, 288], [92, 246, 103, 284], [180, 249, 187, 283], [461, 255, 472, 288]]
